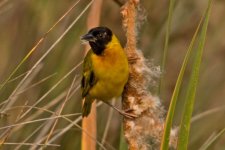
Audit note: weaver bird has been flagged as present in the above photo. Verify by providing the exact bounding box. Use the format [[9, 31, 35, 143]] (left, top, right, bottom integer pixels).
[[81, 27, 135, 118]]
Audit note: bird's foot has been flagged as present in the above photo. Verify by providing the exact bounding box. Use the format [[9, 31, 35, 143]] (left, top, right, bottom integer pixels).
[[118, 109, 138, 119], [104, 102, 138, 119]]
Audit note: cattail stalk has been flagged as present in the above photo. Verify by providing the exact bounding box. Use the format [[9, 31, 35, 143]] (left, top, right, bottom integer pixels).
[[82, 0, 103, 150], [121, 0, 176, 149]]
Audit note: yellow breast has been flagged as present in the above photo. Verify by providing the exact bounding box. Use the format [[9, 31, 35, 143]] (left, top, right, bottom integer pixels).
[[89, 35, 129, 100]]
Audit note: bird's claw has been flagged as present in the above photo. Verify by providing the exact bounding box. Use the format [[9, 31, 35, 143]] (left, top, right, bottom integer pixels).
[[120, 109, 138, 119]]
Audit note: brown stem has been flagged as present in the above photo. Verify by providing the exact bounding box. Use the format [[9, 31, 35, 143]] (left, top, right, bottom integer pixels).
[[82, 0, 103, 150], [121, 0, 176, 149]]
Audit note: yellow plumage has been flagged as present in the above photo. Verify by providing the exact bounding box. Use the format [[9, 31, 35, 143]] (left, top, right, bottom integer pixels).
[[89, 35, 129, 100], [81, 27, 129, 117]]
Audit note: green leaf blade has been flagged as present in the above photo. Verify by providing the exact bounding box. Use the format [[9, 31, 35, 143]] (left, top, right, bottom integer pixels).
[[160, 15, 203, 150], [177, 0, 213, 149]]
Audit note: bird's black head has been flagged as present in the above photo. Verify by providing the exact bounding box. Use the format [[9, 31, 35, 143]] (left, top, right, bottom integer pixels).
[[81, 27, 112, 55]]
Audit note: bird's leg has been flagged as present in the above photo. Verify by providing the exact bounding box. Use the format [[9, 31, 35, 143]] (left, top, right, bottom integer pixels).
[[103, 101, 137, 119]]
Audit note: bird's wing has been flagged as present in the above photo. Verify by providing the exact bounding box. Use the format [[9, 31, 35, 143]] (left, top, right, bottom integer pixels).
[[81, 50, 97, 97]]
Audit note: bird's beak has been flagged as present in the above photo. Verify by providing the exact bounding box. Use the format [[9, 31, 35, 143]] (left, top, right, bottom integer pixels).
[[80, 33, 95, 42]]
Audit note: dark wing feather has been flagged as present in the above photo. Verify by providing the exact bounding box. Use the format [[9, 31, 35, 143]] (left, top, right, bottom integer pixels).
[[81, 50, 97, 97]]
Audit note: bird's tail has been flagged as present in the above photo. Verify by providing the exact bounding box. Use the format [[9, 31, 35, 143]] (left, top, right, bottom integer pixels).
[[82, 98, 93, 117]]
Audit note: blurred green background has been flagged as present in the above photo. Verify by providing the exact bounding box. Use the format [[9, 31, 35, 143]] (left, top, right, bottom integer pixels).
[[0, 0, 225, 149]]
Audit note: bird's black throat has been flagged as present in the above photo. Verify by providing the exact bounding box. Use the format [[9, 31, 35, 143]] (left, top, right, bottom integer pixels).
[[89, 41, 105, 55]]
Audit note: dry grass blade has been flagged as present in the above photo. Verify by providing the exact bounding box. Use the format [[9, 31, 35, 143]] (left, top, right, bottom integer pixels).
[[31, 116, 58, 150], [47, 102, 106, 150], [24, 85, 80, 118], [4, 106, 77, 117], [0, 129, 10, 148], [0, 113, 80, 131], [0, 0, 81, 92], [191, 105, 225, 123], [11, 0, 92, 114], [9, 85, 81, 135], [2, 142, 60, 147], [199, 127, 225, 150], [4, 102, 104, 150], [198, 132, 217, 150], [18, 62, 82, 120], [0, 73, 56, 106], [0, 72, 57, 108], [32, 108, 106, 150], [0, 100, 29, 147], [100, 99, 115, 149], [0, 0, 92, 112], [14, 123, 46, 150], [16, 73, 57, 95], [44, 75, 77, 145], [1, 110, 80, 149], [1, 64, 43, 112], [0, 70, 30, 86]]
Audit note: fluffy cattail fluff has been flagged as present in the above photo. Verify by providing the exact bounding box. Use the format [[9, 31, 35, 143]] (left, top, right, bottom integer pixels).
[[121, 0, 177, 149]]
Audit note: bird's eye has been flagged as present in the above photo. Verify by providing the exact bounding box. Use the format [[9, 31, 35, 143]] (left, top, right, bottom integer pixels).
[[98, 33, 103, 38]]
